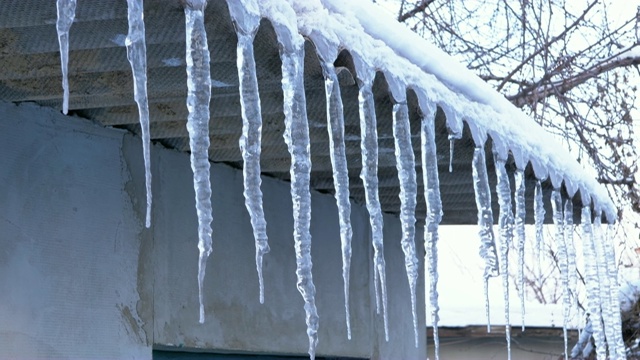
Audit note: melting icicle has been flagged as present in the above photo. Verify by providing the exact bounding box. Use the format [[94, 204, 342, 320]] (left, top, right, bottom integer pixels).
[[580, 206, 607, 359], [279, 37, 319, 359], [471, 146, 499, 331], [420, 105, 442, 360], [514, 169, 526, 331], [125, 0, 152, 229], [604, 224, 626, 358], [184, 0, 213, 324], [448, 136, 455, 173], [392, 100, 419, 348], [564, 201, 578, 335], [235, 25, 270, 304], [534, 180, 545, 268], [551, 190, 569, 360], [357, 73, 389, 341], [320, 61, 353, 339], [56, 0, 77, 115], [494, 156, 513, 360]]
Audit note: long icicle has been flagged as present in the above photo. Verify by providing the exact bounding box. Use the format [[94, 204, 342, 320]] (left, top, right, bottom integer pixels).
[[279, 37, 319, 359], [471, 146, 499, 332], [235, 25, 270, 304], [581, 206, 607, 359], [392, 100, 419, 348], [321, 61, 353, 340], [551, 190, 569, 360], [494, 155, 513, 360], [564, 201, 578, 339], [56, 0, 77, 115], [514, 169, 526, 331], [184, 0, 213, 324], [357, 74, 388, 341], [125, 0, 153, 229], [534, 180, 545, 269], [593, 213, 617, 357], [420, 105, 442, 360], [604, 223, 626, 358]]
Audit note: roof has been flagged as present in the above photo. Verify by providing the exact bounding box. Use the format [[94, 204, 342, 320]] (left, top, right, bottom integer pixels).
[[0, 0, 616, 223]]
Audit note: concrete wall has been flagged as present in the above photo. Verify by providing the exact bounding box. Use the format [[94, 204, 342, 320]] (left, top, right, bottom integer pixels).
[[0, 101, 425, 359]]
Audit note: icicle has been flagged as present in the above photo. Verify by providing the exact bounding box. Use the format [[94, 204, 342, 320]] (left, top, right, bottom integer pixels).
[[278, 36, 319, 359], [392, 99, 419, 348], [514, 169, 526, 331], [580, 206, 607, 359], [471, 146, 499, 331], [420, 104, 442, 360], [320, 61, 353, 340], [534, 180, 545, 268], [448, 137, 455, 173], [604, 223, 626, 358], [56, 0, 77, 115], [356, 71, 389, 341], [494, 155, 513, 359], [184, 0, 213, 324], [593, 213, 617, 357], [125, 0, 153, 229], [234, 18, 270, 304], [551, 190, 569, 360], [564, 201, 578, 334]]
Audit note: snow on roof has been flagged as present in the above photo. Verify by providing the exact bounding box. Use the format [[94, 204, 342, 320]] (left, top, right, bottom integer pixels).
[[259, 0, 616, 221]]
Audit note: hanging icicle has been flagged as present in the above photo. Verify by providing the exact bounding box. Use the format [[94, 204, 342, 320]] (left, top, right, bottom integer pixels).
[[514, 169, 526, 331], [580, 206, 607, 359], [593, 212, 619, 357], [551, 190, 570, 360], [604, 223, 626, 358], [391, 95, 419, 348], [564, 201, 578, 335], [354, 63, 389, 341], [56, 0, 77, 115], [420, 101, 442, 360], [278, 33, 319, 360], [534, 180, 545, 268], [125, 0, 153, 229], [471, 145, 499, 331], [184, 0, 214, 325], [229, 2, 271, 305], [320, 60, 353, 340]]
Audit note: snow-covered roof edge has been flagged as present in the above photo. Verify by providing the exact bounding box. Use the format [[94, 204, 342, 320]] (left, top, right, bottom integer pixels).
[[259, 0, 616, 222]]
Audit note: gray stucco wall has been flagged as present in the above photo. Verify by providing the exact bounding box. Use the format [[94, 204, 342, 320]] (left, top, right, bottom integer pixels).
[[0, 101, 425, 359]]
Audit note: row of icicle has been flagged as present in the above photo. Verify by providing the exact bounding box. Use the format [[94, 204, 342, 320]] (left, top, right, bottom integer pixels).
[[55, 1, 624, 359]]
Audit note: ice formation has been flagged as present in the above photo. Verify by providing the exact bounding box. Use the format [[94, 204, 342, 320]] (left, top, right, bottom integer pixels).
[[494, 154, 513, 359], [227, 1, 271, 305], [125, 0, 153, 229], [319, 58, 353, 339], [184, 0, 214, 324], [471, 145, 499, 331], [55, 0, 77, 115], [354, 62, 389, 341], [551, 190, 569, 360], [390, 86, 419, 348], [50, 0, 626, 358], [420, 101, 442, 360], [275, 23, 319, 359]]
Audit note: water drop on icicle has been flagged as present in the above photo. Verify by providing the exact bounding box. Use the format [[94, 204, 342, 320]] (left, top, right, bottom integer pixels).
[[534, 180, 545, 268], [580, 206, 607, 359], [514, 169, 526, 331], [184, 0, 214, 324], [357, 74, 389, 341], [421, 106, 442, 360], [471, 146, 499, 332], [551, 190, 569, 360], [235, 27, 270, 304], [279, 39, 319, 359], [321, 61, 353, 339], [56, 0, 77, 115], [392, 100, 419, 348], [494, 155, 513, 360], [448, 136, 455, 173], [125, 0, 153, 229]]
